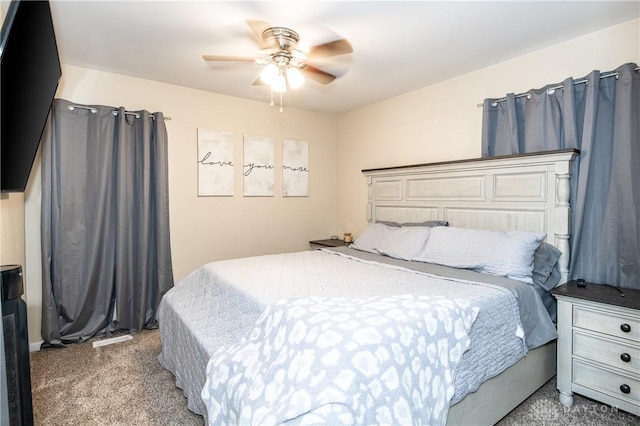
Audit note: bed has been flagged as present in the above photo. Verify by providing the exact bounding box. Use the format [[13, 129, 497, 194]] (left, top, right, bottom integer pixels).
[[158, 149, 579, 425]]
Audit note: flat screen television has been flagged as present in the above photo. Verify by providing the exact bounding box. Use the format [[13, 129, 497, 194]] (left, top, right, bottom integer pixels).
[[1, 0, 61, 192]]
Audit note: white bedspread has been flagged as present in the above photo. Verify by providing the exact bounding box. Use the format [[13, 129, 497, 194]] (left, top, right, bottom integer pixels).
[[158, 249, 533, 421]]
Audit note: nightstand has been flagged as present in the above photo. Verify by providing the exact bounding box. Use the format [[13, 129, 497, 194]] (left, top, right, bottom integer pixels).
[[551, 281, 640, 416], [309, 239, 348, 250]]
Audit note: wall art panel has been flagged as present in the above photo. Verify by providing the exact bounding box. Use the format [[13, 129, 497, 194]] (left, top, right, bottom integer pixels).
[[197, 129, 234, 196], [243, 134, 275, 197], [282, 139, 309, 197]]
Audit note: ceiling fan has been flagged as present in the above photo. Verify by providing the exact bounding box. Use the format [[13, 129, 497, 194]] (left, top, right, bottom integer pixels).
[[203, 19, 353, 110]]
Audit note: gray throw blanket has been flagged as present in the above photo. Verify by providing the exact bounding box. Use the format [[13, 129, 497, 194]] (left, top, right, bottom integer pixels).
[[201, 294, 480, 425]]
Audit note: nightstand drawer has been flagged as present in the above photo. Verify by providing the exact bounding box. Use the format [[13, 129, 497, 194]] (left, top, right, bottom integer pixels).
[[573, 305, 640, 343], [573, 359, 640, 406], [573, 330, 640, 374]]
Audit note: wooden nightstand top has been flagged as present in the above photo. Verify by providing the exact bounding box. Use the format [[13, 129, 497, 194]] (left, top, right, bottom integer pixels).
[[552, 280, 640, 311], [309, 239, 348, 248]]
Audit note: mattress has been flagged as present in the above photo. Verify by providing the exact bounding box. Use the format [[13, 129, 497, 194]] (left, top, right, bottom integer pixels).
[[158, 247, 556, 421]]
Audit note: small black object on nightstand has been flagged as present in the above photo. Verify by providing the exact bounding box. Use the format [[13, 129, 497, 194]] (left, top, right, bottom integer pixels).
[[576, 278, 586, 287]]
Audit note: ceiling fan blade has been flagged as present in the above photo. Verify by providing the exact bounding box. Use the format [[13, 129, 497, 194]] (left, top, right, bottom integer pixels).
[[202, 54, 255, 62], [246, 19, 276, 49], [301, 65, 336, 85], [307, 39, 353, 58], [252, 76, 265, 86]]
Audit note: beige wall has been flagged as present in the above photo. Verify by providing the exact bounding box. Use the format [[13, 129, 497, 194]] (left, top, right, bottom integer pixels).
[[336, 18, 640, 236], [0, 194, 25, 267], [21, 65, 337, 344]]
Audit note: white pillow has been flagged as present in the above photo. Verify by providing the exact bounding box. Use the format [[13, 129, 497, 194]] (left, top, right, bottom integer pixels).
[[377, 226, 431, 261], [417, 227, 545, 283], [350, 223, 394, 254], [351, 223, 431, 261]]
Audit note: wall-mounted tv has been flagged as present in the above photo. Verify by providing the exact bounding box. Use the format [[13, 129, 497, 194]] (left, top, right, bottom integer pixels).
[[1, 0, 61, 192]]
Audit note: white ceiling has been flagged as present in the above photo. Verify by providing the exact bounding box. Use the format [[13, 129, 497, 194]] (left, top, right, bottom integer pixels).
[[28, 1, 640, 115]]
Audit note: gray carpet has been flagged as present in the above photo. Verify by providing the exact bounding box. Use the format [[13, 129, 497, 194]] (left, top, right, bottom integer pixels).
[[30, 329, 639, 425]]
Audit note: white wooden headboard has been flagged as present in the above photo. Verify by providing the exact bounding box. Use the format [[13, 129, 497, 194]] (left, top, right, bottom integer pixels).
[[362, 149, 579, 283]]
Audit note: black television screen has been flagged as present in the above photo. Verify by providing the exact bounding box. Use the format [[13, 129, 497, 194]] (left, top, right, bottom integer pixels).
[[1, 0, 61, 192]]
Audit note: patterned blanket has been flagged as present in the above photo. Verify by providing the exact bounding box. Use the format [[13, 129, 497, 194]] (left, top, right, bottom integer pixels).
[[201, 294, 480, 425]]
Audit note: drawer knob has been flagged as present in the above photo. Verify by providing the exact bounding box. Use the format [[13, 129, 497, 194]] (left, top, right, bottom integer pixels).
[[620, 353, 631, 363], [620, 384, 631, 394], [620, 323, 631, 333]]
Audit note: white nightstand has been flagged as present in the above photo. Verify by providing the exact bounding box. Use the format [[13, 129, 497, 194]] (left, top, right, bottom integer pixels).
[[552, 281, 640, 416]]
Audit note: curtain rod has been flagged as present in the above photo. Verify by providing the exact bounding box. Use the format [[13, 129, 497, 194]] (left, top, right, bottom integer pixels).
[[477, 66, 640, 108], [67, 104, 172, 120]]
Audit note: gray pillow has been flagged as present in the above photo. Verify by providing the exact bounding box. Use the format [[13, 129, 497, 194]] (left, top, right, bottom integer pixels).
[[379, 220, 449, 227], [532, 242, 562, 291]]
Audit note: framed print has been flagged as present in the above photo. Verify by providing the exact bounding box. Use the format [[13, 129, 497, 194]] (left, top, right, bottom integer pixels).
[[282, 139, 309, 197], [243, 134, 274, 197], [197, 129, 234, 196]]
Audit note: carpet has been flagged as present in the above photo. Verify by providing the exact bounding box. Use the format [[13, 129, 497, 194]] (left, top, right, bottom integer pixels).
[[29, 329, 639, 425]]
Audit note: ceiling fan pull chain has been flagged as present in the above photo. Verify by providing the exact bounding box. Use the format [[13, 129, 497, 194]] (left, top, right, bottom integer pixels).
[[280, 92, 283, 112], [270, 90, 274, 107]]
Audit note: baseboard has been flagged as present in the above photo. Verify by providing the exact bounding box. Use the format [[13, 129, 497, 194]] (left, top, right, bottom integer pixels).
[[29, 341, 43, 352]]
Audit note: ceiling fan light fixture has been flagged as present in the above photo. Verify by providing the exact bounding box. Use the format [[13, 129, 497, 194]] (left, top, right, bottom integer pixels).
[[286, 67, 304, 89], [260, 63, 279, 85], [271, 72, 287, 93]]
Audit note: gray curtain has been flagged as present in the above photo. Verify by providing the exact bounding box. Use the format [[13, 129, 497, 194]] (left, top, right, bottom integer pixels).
[[481, 62, 639, 289], [41, 98, 173, 345]]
